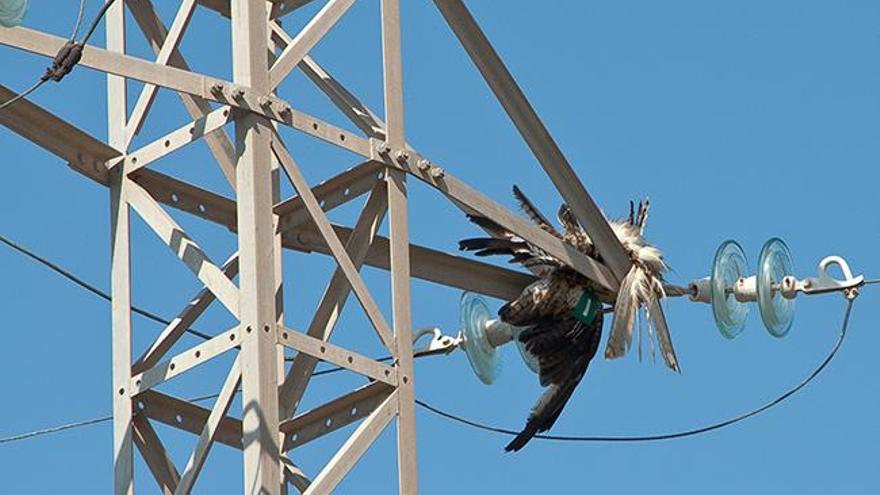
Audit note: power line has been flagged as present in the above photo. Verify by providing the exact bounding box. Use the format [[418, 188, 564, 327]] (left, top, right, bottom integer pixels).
[[0, 232, 213, 341], [0, 230, 864, 447], [0, 231, 386, 367], [0, 0, 120, 112], [417, 297, 855, 443]]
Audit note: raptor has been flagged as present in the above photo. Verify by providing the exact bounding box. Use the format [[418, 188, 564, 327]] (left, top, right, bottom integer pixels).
[[459, 186, 679, 451]]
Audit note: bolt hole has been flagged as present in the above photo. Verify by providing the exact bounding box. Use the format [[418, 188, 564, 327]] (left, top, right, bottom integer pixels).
[[164, 140, 171, 148], [176, 414, 184, 424], [246, 326, 253, 334], [171, 193, 179, 203], [283, 332, 289, 340], [320, 346, 326, 354], [292, 433, 298, 442], [263, 325, 270, 333], [230, 333, 236, 341], [343, 188, 351, 196], [195, 350, 201, 358], [384, 369, 390, 377], [118, 388, 125, 396], [324, 418, 332, 428], [137, 401, 145, 411], [170, 363, 176, 371], [403, 376, 409, 384], [223, 109, 229, 117], [131, 157, 138, 164], [189, 127, 195, 135], [198, 204, 206, 213], [350, 407, 357, 416], [339, 134, 345, 141], [312, 122, 319, 131], [347, 356, 353, 364]]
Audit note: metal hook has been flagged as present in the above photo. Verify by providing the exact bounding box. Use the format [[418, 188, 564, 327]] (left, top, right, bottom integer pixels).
[[412, 327, 458, 357], [801, 256, 864, 295]]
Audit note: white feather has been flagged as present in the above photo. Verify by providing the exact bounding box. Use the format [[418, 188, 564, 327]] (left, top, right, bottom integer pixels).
[[603, 214, 680, 371]]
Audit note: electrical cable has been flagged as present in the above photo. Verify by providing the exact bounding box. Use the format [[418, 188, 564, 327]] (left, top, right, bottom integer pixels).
[[0, 0, 119, 112], [0, 231, 382, 365], [71, 0, 88, 42], [417, 297, 855, 443], [0, 230, 866, 446], [79, 0, 119, 47], [0, 232, 213, 341], [0, 390, 227, 445]]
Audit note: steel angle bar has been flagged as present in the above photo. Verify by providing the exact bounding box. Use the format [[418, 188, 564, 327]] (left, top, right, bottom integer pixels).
[[302, 391, 398, 495], [133, 415, 180, 495], [0, 84, 119, 185], [279, 184, 388, 419], [125, 106, 233, 173], [125, 0, 199, 145], [276, 326, 397, 386], [272, 140, 395, 351], [280, 382, 393, 452], [432, 0, 632, 282], [269, 0, 356, 89], [127, 0, 238, 187], [131, 326, 242, 395], [125, 178, 241, 316]]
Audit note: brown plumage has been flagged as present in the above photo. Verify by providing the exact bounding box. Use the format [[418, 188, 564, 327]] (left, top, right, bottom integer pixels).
[[458, 185, 679, 451]]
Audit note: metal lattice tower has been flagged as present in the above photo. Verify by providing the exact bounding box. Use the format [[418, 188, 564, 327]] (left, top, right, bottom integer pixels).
[[0, 1, 639, 493]]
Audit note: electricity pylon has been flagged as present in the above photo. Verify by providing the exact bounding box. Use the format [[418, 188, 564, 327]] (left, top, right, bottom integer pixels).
[[0, 1, 635, 493]]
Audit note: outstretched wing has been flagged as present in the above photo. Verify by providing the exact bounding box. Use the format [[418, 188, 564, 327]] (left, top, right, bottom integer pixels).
[[459, 214, 563, 276], [513, 185, 560, 237], [505, 312, 603, 452]]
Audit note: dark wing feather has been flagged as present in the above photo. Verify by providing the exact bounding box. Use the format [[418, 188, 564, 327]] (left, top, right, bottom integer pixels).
[[505, 312, 603, 452], [512, 185, 560, 237], [459, 215, 562, 274]]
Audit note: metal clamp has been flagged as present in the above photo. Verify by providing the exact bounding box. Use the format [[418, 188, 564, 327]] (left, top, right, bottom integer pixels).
[[799, 256, 864, 295], [412, 327, 458, 357]]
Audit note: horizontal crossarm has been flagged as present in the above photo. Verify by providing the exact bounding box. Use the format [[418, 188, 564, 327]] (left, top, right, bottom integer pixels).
[[0, 84, 119, 185]]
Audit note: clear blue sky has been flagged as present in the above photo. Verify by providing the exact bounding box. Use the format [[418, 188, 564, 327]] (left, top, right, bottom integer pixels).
[[1, 1, 879, 493]]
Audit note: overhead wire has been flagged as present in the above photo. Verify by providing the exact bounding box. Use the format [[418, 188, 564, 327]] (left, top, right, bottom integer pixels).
[[417, 297, 856, 443], [0, 232, 214, 341], [0, 0, 119, 112], [0, 229, 867, 447]]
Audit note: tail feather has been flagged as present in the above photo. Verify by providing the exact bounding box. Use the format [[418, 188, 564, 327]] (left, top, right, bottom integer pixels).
[[605, 265, 639, 359], [647, 298, 680, 372]]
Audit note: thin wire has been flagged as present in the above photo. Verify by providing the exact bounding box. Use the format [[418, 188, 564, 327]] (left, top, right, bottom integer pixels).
[[0, 230, 376, 367], [0, 0, 118, 112], [0, 78, 48, 112], [0, 233, 213, 341], [0, 416, 112, 445], [80, 0, 120, 46], [71, 0, 89, 42], [0, 298, 857, 446], [418, 298, 855, 443], [0, 230, 864, 446], [0, 389, 231, 445]]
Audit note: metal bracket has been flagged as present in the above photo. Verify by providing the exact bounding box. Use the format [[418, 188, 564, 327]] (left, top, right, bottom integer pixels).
[[412, 327, 458, 357], [796, 255, 865, 296]]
